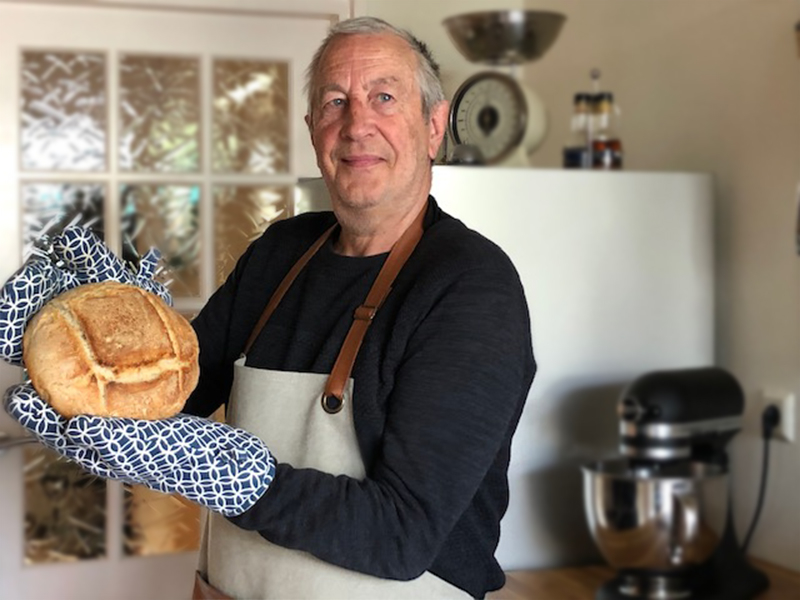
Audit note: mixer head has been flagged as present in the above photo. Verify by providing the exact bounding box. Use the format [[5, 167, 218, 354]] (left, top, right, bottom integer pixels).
[[618, 367, 744, 462]]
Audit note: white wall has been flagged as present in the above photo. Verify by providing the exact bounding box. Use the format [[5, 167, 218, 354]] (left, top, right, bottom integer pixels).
[[359, 0, 800, 573], [525, 0, 800, 574]]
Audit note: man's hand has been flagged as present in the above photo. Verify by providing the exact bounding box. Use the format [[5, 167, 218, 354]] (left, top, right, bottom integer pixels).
[[5, 383, 275, 517]]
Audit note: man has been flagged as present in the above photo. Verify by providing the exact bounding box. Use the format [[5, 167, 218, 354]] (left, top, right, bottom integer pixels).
[[184, 17, 535, 598], [3, 16, 534, 600]]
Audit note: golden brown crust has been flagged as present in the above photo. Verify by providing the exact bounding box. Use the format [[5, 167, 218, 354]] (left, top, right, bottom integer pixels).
[[22, 281, 199, 420], [71, 286, 175, 369]]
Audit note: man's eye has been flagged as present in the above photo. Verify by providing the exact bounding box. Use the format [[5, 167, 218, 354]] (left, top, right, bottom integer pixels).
[[327, 98, 345, 108], [377, 93, 393, 103]]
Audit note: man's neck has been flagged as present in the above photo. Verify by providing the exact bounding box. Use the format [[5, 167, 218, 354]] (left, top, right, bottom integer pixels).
[[333, 197, 427, 257]]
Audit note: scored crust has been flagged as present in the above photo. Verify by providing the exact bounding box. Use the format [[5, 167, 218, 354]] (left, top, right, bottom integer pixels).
[[22, 281, 199, 419]]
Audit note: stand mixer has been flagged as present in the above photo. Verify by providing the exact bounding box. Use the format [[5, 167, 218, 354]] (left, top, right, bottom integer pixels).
[[582, 367, 770, 599]]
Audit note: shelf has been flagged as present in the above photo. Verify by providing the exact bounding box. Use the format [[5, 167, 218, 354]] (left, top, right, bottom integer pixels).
[[489, 559, 800, 600]]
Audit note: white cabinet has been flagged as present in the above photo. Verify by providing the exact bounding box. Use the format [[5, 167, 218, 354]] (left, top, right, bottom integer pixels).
[[431, 166, 714, 568]]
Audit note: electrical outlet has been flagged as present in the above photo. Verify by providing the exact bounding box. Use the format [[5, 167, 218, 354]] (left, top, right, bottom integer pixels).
[[758, 389, 796, 443]]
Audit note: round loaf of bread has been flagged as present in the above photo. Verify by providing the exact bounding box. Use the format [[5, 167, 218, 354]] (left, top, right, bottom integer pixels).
[[22, 281, 199, 420]]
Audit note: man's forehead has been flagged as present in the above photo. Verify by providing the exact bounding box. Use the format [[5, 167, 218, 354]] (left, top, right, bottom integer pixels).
[[316, 33, 416, 79]]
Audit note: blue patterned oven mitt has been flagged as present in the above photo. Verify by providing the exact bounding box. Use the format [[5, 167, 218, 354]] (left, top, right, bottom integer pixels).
[[1, 226, 275, 517]]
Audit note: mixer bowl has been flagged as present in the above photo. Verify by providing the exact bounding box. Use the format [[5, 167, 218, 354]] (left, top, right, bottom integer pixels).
[[442, 10, 566, 65], [582, 459, 728, 572]]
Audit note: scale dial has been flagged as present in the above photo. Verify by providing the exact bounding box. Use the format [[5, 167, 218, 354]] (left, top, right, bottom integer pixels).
[[448, 71, 528, 165]]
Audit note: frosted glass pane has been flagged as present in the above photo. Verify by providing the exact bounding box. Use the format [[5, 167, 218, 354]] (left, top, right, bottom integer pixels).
[[120, 184, 200, 298], [21, 183, 105, 262], [212, 59, 289, 174], [119, 54, 200, 172], [24, 447, 106, 565], [213, 185, 290, 286], [21, 51, 106, 171], [122, 484, 200, 557]]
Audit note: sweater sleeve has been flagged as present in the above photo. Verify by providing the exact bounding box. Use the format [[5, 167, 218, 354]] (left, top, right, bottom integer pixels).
[[182, 242, 258, 419], [228, 260, 535, 583]]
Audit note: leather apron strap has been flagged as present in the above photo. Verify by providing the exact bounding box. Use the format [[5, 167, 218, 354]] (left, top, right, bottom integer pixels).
[[241, 223, 337, 356], [240, 202, 427, 414]]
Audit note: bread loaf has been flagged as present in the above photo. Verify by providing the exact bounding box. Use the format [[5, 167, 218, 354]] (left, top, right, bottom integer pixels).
[[22, 281, 199, 420]]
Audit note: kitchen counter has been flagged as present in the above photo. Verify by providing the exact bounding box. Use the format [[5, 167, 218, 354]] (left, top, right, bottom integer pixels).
[[488, 559, 800, 599]]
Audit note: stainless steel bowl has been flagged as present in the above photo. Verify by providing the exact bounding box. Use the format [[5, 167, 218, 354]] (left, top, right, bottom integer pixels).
[[582, 459, 728, 572], [442, 10, 566, 65]]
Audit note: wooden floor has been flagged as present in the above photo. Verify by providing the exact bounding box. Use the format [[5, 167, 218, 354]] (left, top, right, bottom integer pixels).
[[488, 559, 800, 600]]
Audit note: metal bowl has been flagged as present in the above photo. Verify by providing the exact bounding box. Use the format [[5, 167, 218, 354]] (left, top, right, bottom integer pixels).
[[582, 459, 728, 572], [442, 10, 566, 65]]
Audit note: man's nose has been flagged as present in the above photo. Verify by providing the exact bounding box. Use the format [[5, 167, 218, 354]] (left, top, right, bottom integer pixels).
[[340, 101, 374, 140]]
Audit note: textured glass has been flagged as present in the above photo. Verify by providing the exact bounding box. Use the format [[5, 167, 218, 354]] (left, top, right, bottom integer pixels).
[[123, 484, 200, 557], [120, 184, 200, 298], [213, 185, 290, 286], [24, 447, 106, 564], [21, 51, 106, 171], [119, 55, 200, 172], [212, 60, 289, 174], [21, 183, 105, 262]]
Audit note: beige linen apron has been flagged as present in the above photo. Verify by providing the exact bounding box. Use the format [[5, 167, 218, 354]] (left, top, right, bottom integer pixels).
[[195, 205, 471, 600]]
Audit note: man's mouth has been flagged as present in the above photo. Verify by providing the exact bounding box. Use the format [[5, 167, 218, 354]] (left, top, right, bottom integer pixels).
[[340, 155, 383, 168]]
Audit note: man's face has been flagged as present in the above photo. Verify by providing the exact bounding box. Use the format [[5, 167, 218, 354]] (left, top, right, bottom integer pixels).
[[306, 33, 447, 221]]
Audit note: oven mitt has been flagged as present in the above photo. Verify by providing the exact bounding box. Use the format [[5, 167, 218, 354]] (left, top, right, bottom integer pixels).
[[1, 225, 276, 517], [4, 384, 275, 517]]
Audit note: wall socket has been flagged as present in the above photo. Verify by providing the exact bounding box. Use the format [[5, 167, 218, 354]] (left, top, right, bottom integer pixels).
[[757, 389, 796, 443]]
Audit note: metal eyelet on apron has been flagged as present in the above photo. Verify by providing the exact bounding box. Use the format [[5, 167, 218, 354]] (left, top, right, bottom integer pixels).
[[321, 393, 344, 414]]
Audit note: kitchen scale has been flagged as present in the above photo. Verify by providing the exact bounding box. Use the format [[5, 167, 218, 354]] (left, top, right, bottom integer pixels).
[[442, 10, 566, 166]]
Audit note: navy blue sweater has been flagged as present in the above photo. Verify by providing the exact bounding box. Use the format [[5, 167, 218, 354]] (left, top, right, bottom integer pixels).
[[185, 198, 535, 598]]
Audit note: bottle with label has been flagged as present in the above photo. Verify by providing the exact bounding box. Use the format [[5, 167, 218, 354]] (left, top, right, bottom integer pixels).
[[562, 92, 592, 169], [591, 92, 623, 169]]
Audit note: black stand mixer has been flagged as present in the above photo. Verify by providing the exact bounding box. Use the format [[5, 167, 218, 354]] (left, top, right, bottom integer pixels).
[[582, 367, 770, 600]]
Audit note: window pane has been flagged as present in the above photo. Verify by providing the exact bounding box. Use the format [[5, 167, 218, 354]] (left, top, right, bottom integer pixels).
[[212, 59, 289, 174], [119, 54, 200, 173], [21, 182, 105, 262], [123, 484, 200, 557], [120, 184, 200, 298], [21, 51, 106, 171], [213, 185, 290, 286], [24, 447, 106, 565]]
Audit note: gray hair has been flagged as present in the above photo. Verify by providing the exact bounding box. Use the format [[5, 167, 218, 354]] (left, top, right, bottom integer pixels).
[[304, 16, 445, 122]]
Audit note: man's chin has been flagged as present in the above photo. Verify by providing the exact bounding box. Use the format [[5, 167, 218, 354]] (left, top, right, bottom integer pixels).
[[330, 182, 384, 210]]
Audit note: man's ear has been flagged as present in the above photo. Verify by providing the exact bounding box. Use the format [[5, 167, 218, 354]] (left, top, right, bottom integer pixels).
[[305, 113, 317, 149], [427, 100, 450, 161]]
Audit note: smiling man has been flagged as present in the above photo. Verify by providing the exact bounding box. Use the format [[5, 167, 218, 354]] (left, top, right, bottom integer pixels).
[[1, 16, 535, 600], [185, 16, 536, 600], [304, 29, 448, 255]]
